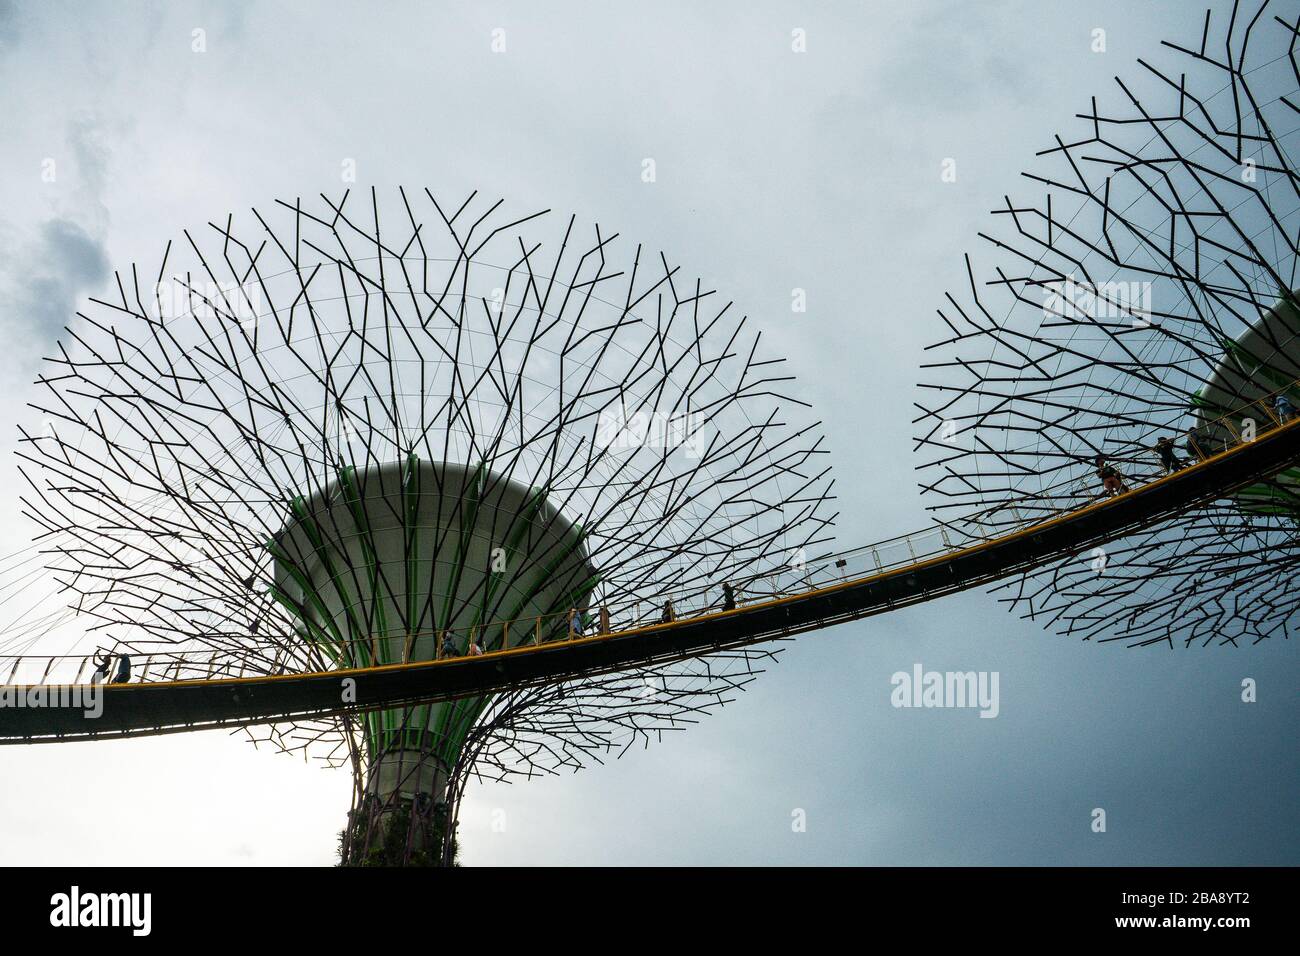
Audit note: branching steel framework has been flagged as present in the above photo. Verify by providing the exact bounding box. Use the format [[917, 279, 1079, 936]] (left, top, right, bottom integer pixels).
[[17, 188, 835, 863], [915, 1, 1300, 647]]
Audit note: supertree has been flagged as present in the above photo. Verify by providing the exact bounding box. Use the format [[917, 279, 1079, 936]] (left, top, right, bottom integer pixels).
[[914, 0, 1299, 647], [17, 187, 836, 864]]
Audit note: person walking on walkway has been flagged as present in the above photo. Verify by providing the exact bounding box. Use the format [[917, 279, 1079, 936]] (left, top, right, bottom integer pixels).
[[1095, 455, 1125, 496], [1155, 436, 1179, 474]]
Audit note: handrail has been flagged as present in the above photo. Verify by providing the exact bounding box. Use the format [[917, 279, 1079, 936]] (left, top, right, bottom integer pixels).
[[2, 376, 1297, 689], [2, 409, 1297, 743]]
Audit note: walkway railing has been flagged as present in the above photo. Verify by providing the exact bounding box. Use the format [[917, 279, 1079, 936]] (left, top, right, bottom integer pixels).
[[2, 377, 1297, 690]]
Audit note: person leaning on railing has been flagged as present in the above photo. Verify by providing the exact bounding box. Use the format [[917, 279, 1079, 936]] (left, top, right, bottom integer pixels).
[[91, 650, 112, 685]]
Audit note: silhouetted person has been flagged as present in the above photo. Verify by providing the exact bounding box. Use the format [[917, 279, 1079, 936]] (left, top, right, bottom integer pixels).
[[722, 582, 736, 611], [112, 654, 131, 684], [1155, 436, 1178, 474], [91, 651, 112, 685], [661, 599, 675, 624]]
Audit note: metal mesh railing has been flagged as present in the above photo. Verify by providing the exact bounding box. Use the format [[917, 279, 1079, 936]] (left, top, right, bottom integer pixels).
[[2, 378, 1296, 689]]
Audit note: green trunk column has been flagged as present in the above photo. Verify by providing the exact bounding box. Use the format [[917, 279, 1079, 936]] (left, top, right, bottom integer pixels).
[[270, 457, 599, 860]]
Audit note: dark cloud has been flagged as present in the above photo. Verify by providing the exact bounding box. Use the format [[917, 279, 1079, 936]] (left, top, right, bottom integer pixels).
[[0, 1, 18, 54], [4, 218, 108, 341], [0, 113, 113, 356], [42, 219, 108, 285]]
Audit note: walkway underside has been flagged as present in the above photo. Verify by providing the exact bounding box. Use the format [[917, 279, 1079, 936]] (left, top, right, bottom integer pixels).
[[4, 419, 1299, 743]]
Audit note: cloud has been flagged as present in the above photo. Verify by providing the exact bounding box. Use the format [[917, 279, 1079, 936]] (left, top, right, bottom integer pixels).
[[0, 114, 113, 362], [0, 1, 19, 55], [0, 0, 1294, 868], [66, 114, 112, 233], [1, 218, 109, 342]]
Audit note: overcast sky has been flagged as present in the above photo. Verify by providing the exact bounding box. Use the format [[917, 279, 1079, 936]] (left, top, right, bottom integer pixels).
[[0, 0, 1295, 866]]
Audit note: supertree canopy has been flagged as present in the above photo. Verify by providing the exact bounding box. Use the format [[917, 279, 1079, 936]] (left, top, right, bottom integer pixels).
[[19, 188, 835, 864], [914, 1, 1300, 647]]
